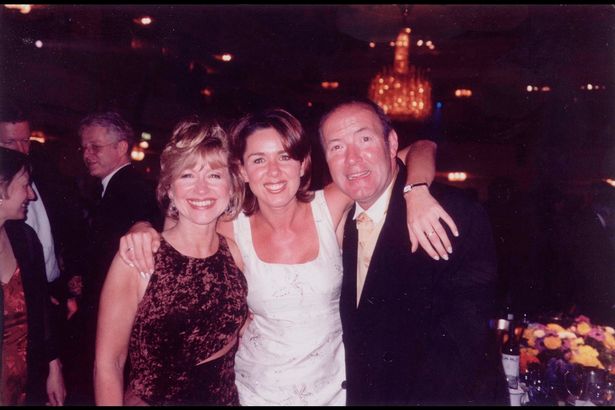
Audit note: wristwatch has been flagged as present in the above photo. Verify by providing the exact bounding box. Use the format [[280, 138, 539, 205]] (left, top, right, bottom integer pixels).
[[403, 182, 429, 194]]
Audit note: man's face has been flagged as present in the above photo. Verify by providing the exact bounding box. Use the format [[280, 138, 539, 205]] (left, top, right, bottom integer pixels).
[[0, 121, 31, 154], [80, 125, 128, 179], [321, 104, 398, 210]]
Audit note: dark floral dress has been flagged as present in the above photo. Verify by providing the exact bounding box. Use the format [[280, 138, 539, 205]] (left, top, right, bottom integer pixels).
[[126, 235, 248, 405], [1, 267, 28, 406]]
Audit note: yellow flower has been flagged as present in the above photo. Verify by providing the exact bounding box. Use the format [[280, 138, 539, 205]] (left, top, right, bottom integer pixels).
[[577, 322, 592, 335], [547, 323, 566, 333], [604, 333, 615, 350], [570, 345, 604, 369]]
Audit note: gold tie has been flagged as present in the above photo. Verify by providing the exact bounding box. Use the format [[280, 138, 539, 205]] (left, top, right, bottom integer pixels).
[[356, 212, 374, 306]]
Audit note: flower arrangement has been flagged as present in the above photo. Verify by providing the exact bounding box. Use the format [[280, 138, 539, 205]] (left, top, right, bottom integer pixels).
[[520, 315, 615, 375]]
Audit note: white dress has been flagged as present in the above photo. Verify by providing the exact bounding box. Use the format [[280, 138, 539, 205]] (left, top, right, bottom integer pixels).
[[233, 190, 346, 406]]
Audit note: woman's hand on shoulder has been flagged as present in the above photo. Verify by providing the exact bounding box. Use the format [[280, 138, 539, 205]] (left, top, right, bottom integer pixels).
[[405, 186, 459, 260], [119, 221, 161, 275]]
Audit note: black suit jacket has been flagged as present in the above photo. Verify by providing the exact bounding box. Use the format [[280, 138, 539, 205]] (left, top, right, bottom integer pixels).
[[85, 164, 162, 310], [4, 221, 59, 404], [340, 160, 508, 406], [29, 144, 88, 299]]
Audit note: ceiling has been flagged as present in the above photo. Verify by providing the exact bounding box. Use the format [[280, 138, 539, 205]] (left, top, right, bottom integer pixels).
[[1, 4, 614, 185]]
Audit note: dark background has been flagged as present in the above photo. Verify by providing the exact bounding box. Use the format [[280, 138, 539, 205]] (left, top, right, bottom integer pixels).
[[2, 5, 614, 316], [1, 4, 613, 196]]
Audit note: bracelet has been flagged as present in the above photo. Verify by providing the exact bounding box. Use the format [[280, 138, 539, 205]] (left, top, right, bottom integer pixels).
[[403, 182, 429, 195]]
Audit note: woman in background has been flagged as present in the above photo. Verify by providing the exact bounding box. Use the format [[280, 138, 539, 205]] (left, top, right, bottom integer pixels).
[[0, 146, 65, 405]]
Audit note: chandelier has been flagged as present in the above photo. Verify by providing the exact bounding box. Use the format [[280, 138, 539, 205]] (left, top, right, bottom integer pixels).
[[369, 27, 432, 121]]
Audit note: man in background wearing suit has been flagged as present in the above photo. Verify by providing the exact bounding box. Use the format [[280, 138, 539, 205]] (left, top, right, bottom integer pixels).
[[318, 99, 508, 406], [75, 111, 162, 404], [0, 103, 86, 321]]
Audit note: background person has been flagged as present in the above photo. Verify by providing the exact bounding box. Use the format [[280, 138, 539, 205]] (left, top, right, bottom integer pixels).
[[0, 146, 66, 405], [73, 111, 163, 404]]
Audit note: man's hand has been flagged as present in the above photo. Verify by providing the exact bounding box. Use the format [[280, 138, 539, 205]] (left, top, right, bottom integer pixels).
[[405, 187, 459, 260], [118, 222, 161, 275], [46, 359, 66, 406], [66, 297, 78, 321]]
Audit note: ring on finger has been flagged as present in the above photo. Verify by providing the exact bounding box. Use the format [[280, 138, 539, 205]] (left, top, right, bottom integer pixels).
[[427, 231, 436, 237], [127, 247, 133, 252]]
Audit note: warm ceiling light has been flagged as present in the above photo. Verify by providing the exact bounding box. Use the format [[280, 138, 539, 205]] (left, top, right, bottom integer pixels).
[[30, 130, 45, 144], [134, 16, 153, 26], [34, 40, 43, 48], [213, 53, 233, 62], [321, 81, 339, 90], [138, 141, 149, 149], [131, 147, 145, 161], [605, 178, 615, 188], [447, 172, 467, 182], [5, 4, 32, 14], [369, 41, 376, 48], [369, 27, 432, 121], [200, 87, 213, 97], [454, 89, 472, 98], [140, 132, 151, 141]]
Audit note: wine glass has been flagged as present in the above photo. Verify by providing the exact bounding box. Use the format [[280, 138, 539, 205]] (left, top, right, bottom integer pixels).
[[520, 363, 552, 405], [564, 365, 607, 405]]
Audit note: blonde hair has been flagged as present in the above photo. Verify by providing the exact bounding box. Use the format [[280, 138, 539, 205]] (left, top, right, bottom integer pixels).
[[157, 117, 244, 221]]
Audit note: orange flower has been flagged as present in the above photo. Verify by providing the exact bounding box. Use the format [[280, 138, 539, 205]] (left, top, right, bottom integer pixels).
[[520, 348, 540, 373], [544, 336, 562, 350], [546, 323, 566, 333]]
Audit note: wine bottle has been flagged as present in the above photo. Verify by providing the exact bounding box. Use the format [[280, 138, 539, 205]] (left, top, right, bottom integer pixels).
[[501, 314, 520, 390]]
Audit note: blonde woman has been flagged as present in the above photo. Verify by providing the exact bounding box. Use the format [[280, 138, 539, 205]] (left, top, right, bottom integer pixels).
[[94, 119, 248, 405]]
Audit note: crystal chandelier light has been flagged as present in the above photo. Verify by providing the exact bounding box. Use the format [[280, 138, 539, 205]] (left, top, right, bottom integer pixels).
[[369, 27, 432, 121]]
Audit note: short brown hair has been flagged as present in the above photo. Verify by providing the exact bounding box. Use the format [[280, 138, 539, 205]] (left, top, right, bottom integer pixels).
[[157, 117, 244, 221], [229, 108, 314, 216]]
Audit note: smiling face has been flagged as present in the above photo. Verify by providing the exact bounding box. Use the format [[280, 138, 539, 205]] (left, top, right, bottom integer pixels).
[[321, 103, 398, 210], [169, 155, 232, 227], [1, 167, 35, 221], [80, 125, 129, 179], [239, 127, 305, 211]]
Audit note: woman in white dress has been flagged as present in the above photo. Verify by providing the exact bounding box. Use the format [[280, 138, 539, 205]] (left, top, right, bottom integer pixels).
[[119, 109, 457, 405]]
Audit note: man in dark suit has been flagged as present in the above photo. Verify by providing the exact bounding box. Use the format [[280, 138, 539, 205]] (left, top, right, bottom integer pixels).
[[74, 111, 162, 404], [318, 99, 508, 406], [0, 103, 86, 320]]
